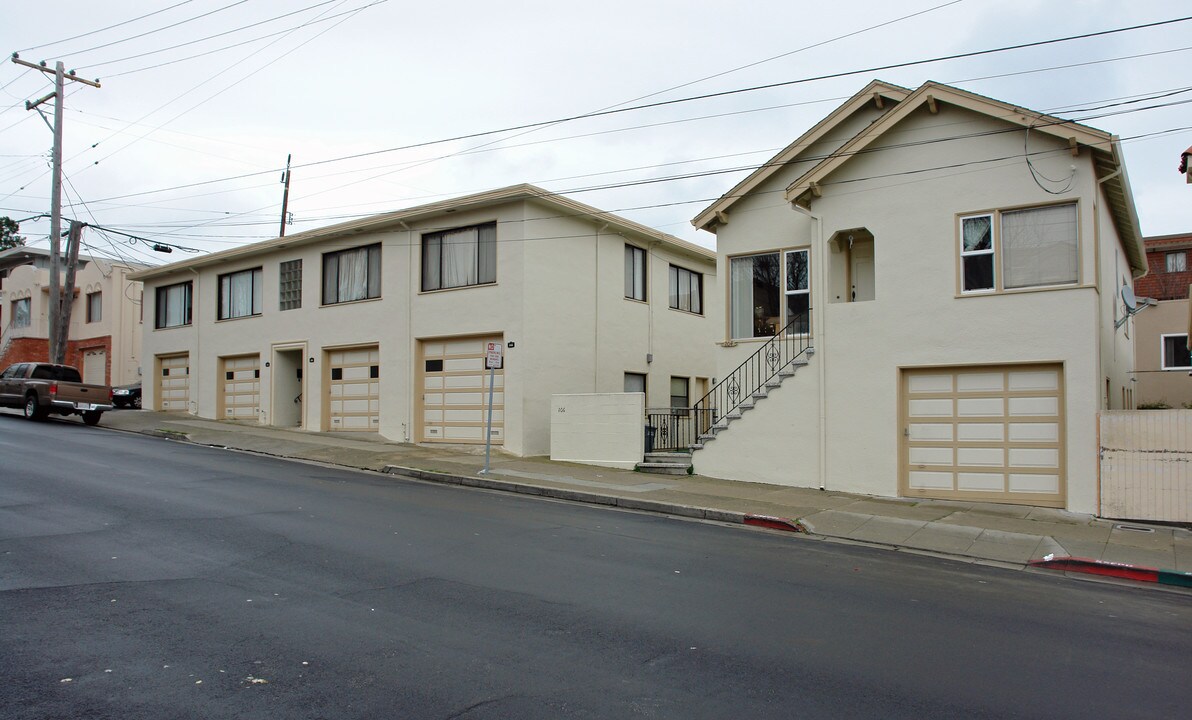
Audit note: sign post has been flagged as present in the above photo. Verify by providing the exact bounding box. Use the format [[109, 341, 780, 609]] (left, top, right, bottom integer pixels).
[[479, 341, 503, 475]]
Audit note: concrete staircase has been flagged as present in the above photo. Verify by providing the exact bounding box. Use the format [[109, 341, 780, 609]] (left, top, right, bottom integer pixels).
[[690, 357, 810, 451], [636, 451, 693, 475]]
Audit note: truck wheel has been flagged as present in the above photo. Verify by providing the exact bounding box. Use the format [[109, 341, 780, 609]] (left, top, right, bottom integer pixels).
[[82, 411, 102, 426], [23, 394, 46, 421]]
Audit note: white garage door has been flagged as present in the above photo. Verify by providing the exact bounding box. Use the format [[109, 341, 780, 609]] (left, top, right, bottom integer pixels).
[[328, 346, 379, 431], [221, 354, 260, 420], [902, 364, 1065, 508], [157, 354, 190, 412], [82, 349, 106, 385], [419, 335, 503, 444]]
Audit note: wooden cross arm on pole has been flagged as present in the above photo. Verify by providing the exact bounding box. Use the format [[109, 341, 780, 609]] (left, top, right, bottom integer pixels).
[[11, 55, 101, 87]]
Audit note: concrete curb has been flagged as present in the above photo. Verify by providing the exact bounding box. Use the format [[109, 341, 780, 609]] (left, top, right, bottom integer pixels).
[[1029, 555, 1192, 587]]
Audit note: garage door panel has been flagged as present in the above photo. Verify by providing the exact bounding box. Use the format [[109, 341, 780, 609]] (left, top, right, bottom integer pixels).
[[956, 372, 1003, 392], [419, 335, 502, 445], [328, 345, 380, 431], [221, 355, 260, 420], [158, 354, 190, 411], [903, 364, 1064, 507]]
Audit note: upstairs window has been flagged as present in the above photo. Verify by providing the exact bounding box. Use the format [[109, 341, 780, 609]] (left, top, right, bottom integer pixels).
[[155, 281, 192, 329], [1167, 251, 1187, 273], [279, 259, 302, 310], [323, 244, 381, 305], [960, 203, 1078, 294], [421, 223, 496, 291], [218, 268, 262, 320], [12, 297, 31, 328], [669, 265, 703, 314], [625, 245, 647, 301], [86, 292, 101, 323]]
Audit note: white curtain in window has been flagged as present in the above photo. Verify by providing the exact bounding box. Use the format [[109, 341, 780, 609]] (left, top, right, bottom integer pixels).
[[338, 247, 369, 302], [164, 284, 186, 326], [730, 256, 754, 338], [1002, 204, 1078, 288], [477, 223, 496, 284], [13, 298, 30, 327], [442, 228, 478, 288], [231, 271, 252, 316]]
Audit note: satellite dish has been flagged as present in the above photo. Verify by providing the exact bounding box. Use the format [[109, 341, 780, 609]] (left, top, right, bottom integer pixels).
[[1121, 285, 1137, 312]]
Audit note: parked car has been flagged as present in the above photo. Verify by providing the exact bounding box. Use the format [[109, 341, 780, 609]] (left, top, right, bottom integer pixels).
[[112, 381, 142, 409], [0, 362, 113, 425]]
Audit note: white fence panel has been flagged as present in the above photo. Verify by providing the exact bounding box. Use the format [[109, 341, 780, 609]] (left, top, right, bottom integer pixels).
[[1100, 410, 1192, 522]]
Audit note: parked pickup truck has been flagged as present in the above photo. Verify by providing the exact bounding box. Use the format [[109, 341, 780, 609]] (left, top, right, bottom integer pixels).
[[0, 362, 113, 425]]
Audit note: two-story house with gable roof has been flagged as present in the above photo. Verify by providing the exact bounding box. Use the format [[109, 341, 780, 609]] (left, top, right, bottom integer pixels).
[[687, 80, 1145, 514]]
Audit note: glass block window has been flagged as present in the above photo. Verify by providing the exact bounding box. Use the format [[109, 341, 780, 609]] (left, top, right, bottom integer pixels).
[[279, 259, 302, 311]]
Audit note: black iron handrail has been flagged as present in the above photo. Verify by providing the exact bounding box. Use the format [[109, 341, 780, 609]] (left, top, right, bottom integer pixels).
[[691, 309, 812, 439], [645, 407, 714, 452]]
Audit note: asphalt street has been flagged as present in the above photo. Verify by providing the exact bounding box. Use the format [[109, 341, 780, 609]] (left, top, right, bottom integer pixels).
[[1, 413, 1189, 719]]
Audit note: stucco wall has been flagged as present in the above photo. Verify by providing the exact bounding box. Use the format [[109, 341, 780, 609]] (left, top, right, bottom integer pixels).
[[140, 196, 716, 457], [694, 101, 1130, 513], [550, 393, 645, 469], [1134, 299, 1192, 407]]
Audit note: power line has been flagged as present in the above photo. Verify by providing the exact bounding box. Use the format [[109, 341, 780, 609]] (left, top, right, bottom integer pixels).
[[55, 16, 1192, 208], [18, 1, 199, 53], [50, 1, 250, 61]]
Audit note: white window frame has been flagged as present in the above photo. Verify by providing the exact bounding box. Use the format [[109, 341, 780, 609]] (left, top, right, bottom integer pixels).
[[959, 214, 995, 293], [625, 244, 647, 302], [218, 267, 263, 320], [1160, 333, 1191, 370], [959, 203, 1079, 295], [784, 249, 810, 335], [668, 264, 703, 314], [728, 249, 810, 340]]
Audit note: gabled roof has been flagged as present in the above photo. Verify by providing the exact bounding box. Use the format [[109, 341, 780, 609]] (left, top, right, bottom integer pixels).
[[130, 184, 713, 281], [692, 80, 911, 232], [780, 81, 1146, 276]]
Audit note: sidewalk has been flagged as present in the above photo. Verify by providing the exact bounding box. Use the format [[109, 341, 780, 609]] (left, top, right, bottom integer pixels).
[[92, 409, 1191, 589]]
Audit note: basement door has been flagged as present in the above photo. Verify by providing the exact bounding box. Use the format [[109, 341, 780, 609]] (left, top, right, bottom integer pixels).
[[418, 335, 503, 444], [901, 364, 1065, 508], [157, 353, 190, 412], [327, 346, 380, 431], [220, 354, 260, 420]]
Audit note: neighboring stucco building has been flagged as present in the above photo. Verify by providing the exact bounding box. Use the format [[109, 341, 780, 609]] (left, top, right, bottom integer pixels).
[[0, 245, 145, 385], [687, 80, 1145, 514], [1132, 232, 1191, 407], [131, 185, 716, 457]]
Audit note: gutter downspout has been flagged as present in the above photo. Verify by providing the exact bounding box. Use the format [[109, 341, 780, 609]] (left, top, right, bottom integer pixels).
[[1093, 165, 1124, 517], [595, 224, 607, 391], [792, 202, 827, 491]]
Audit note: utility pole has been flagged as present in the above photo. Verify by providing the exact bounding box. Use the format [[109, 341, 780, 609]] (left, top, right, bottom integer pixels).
[[11, 54, 99, 364], [279, 153, 292, 237], [54, 220, 83, 361]]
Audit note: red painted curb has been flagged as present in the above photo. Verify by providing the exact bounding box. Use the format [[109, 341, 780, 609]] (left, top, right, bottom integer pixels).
[[743, 514, 805, 533], [1028, 556, 1159, 583]]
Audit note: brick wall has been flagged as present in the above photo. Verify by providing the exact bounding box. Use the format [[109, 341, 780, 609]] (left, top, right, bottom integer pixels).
[[0, 335, 114, 384]]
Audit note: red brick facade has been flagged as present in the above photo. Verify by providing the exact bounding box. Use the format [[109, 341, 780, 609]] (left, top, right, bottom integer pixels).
[[1134, 233, 1192, 301], [0, 335, 114, 384]]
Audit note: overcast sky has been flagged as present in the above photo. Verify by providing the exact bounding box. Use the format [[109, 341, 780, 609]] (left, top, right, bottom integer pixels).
[[0, 0, 1188, 264]]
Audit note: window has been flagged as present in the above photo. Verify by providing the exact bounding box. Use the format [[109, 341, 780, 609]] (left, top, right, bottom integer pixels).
[[86, 292, 101, 323], [624, 372, 646, 395], [1161, 334, 1191, 370], [669, 265, 703, 314], [323, 244, 381, 305], [154, 282, 192, 329], [960, 203, 1078, 293], [12, 298, 30, 328], [729, 250, 809, 339], [625, 245, 647, 301], [218, 268, 263, 320], [1167, 251, 1187, 273], [279, 259, 302, 310], [670, 376, 689, 410], [421, 223, 496, 291]]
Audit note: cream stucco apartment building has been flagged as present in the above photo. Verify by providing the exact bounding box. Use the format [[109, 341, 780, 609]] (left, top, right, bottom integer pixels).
[[687, 80, 1146, 514], [132, 185, 716, 457], [1, 245, 145, 385]]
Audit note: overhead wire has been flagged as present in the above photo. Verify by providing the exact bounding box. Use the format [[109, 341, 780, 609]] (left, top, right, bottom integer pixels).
[[48, 1, 251, 61], [18, 1, 199, 54]]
